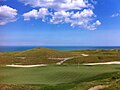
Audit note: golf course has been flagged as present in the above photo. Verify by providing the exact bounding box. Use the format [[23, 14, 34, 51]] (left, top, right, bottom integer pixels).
[[0, 48, 120, 90], [1, 0, 120, 89]]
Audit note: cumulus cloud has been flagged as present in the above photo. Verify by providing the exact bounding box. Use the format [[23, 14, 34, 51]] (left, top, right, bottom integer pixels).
[[85, 20, 101, 30], [0, 5, 17, 25], [21, 0, 101, 30], [111, 11, 120, 17], [49, 9, 101, 30], [23, 8, 49, 21], [19, 0, 91, 11]]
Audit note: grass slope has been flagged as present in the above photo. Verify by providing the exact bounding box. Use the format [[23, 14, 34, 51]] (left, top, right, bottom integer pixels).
[[1, 48, 120, 65], [64, 49, 120, 64], [0, 65, 120, 90], [0, 48, 71, 65]]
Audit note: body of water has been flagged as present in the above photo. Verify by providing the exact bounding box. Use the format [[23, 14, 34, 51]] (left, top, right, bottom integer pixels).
[[0, 46, 120, 52]]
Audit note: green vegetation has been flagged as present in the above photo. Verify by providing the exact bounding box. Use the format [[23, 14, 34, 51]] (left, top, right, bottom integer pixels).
[[64, 49, 120, 64], [0, 48, 71, 65], [0, 84, 34, 90], [1, 48, 120, 65], [0, 65, 120, 90], [72, 72, 120, 90], [1, 65, 119, 85], [0, 48, 120, 90]]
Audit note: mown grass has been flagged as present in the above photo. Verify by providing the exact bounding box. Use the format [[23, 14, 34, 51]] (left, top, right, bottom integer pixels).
[[0, 65, 120, 90], [1, 72, 120, 90]]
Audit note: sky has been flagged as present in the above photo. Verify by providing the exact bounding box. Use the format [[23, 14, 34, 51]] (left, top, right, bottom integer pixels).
[[0, 0, 120, 46]]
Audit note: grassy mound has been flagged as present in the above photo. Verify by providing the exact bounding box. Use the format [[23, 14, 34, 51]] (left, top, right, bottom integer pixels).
[[64, 49, 120, 64], [0, 48, 71, 65], [16, 48, 71, 58], [1, 48, 120, 65]]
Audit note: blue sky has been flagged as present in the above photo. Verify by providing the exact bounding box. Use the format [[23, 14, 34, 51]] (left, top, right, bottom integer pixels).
[[0, 0, 120, 46]]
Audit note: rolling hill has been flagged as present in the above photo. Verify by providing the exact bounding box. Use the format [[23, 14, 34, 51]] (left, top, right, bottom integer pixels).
[[0, 48, 71, 65]]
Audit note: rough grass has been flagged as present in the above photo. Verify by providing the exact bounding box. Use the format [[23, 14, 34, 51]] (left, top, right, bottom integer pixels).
[[71, 72, 120, 90], [1, 48, 120, 65], [64, 49, 120, 64], [0, 84, 35, 90], [0, 48, 71, 65]]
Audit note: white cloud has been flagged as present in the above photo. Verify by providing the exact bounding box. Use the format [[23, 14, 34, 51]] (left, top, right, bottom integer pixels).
[[111, 13, 120, 17], [23, 8, 49, 21], [85, 20, 101, 30], [50, 10, 73, 24], [21, 0, 101, 30], [19, 0, 92, 11], [23, 9, 38, 21], [111, 10, 120, 17], [50, 9, 100, 30], [0, 5, 17, 25]]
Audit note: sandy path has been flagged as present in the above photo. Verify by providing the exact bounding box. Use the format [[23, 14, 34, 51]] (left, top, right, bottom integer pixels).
[[48, 57, 73, 65], [88, 85, 109, 90], [83, 61, 120, 65], [6, 64, 47, 68], [56, 58, 73, 65]]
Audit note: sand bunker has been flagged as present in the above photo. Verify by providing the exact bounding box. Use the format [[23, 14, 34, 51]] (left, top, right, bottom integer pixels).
[[81, 54, 89, 56], [88, 85, 109, 90], [6, 64, 47, 68], [83, 61, 120, 65]]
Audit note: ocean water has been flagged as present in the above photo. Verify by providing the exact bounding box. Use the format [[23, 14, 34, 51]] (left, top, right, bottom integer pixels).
[[0, 46, 120, 52]]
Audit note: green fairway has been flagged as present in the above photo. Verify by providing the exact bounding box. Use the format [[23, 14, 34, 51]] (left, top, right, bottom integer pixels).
[[0, 48, 120, 89], [0, 65, 120, 85]]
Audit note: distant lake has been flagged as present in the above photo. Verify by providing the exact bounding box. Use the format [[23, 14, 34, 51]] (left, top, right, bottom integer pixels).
[[0, 46, 120, 52]]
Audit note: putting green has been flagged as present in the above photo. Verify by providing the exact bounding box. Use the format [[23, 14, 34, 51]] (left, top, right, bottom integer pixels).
[[0, 65, 120, 85]]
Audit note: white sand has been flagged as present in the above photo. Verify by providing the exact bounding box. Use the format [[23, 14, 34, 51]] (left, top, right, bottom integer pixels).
[[81, 54, 89, 56], [6, 64, 47, 68], [83, 61, 120, 65], [88, 85, 109, 90], [48, 57, 73, 65], [56, 58, 73, 65]]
